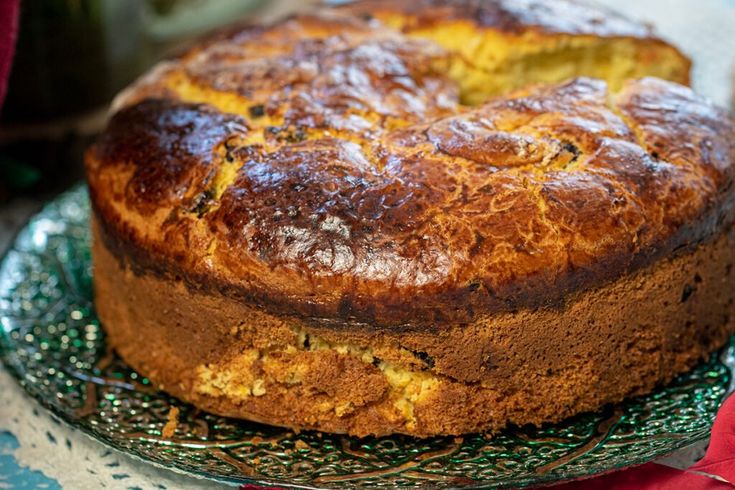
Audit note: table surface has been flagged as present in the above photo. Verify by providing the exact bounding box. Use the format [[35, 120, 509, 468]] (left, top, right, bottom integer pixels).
[[1, 0, 734, 488]]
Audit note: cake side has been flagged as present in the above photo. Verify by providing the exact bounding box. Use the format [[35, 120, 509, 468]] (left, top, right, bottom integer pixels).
[[93, 219, 735, 437]]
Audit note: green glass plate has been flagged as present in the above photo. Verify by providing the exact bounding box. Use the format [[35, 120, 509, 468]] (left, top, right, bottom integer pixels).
[[1, 185, 733, 488]]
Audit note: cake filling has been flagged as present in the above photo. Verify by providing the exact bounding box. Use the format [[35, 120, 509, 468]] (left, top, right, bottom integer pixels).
[[195, 326, 439, 430]]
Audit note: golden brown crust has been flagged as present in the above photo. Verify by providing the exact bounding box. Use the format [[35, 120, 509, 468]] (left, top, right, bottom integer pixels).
[[87, 76, 735, 328]]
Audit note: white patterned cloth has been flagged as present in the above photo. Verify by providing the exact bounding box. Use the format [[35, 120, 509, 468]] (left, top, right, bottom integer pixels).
[[1, 0, 735, 488]]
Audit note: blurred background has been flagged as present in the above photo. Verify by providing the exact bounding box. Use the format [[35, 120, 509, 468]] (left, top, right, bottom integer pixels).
[[0, 0, 323, 204]]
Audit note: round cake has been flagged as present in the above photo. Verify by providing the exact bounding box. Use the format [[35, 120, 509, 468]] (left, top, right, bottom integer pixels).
[[85, 0, 735, 437]]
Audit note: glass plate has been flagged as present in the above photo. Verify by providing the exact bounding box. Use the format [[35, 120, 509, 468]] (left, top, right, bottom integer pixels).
[[1, 186, 733, 489]]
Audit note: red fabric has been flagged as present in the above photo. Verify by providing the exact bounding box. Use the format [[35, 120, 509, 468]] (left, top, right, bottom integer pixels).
[[556, 462, 732, 489], [239, 395, 735, 489], [690, 393, 735, 481], [551, 394, 735, 489], [0, 0, 20, 110]]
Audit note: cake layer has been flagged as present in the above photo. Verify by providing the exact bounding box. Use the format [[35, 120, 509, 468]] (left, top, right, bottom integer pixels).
[[94, 220, 735, 437]]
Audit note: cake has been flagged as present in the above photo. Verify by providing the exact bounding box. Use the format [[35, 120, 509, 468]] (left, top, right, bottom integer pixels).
[[85, 0, 735, 437]]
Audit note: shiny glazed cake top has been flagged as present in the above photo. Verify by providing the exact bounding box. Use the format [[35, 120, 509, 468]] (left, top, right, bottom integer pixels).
[[86, 1, 734, 328]]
